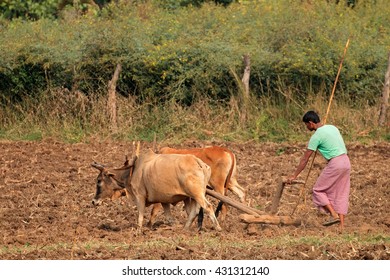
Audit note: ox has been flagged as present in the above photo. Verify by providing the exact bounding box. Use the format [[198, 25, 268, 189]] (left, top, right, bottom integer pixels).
[[91, 150, 221, 231], [151, 146, 246, 222]]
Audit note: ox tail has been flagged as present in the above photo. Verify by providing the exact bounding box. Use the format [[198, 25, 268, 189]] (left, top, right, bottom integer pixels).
[[224, 149, 236, 194], [215, 201, 223, 218], [213, 149, 235, 218], [195, 157, 209, 231], [197, 208, 204, 231], [224, 149, 246, 203]]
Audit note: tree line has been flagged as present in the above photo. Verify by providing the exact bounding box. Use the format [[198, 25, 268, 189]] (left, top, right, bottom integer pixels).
[[0, 0, 362, 20], [0, 0, 236, 20]]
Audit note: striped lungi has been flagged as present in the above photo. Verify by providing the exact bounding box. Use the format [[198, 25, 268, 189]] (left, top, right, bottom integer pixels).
[[312, 154, 351, 215]]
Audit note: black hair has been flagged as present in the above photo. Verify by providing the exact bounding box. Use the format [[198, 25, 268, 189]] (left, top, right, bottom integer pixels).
[[302, 111, 320, 123]]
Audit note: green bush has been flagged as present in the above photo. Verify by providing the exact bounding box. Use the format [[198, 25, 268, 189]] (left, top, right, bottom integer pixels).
[[0, 0, 59, 20], [1, 1, 389, 103], [0, 0, 389, 142]]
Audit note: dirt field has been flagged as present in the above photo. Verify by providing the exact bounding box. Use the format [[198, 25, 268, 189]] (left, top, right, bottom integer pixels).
[[1, 139, 389, 260]]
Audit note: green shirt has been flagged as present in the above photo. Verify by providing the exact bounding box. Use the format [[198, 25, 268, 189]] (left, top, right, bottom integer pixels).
[[308, 124, 347, 160]]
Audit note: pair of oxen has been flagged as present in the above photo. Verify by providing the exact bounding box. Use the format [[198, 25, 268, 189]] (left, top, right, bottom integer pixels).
[[91, 146, 246, 231]]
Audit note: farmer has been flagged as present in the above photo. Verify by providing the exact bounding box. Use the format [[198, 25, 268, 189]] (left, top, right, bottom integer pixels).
[[287, 110, 351, 230]]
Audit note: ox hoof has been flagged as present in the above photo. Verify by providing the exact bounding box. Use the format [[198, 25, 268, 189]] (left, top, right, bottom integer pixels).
[[166, 219, 176, 226], [92, 199, 102, 206]]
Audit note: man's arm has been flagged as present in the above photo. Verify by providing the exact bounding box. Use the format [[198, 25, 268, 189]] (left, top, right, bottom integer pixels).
[[287, 149, 314, 183]]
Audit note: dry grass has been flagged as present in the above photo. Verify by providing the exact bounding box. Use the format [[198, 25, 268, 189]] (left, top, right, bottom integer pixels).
[[0, 87, 388, 143]]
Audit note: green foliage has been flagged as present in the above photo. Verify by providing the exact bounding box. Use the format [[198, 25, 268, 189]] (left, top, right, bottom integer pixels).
[[154, 0, 234, 9], [0, 0, 59, 20], [0, 0, 389, 142], [0, 0, 234, 21], [1, 0, 388, 104]]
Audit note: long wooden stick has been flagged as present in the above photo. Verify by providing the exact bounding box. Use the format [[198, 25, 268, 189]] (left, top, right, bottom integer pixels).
[[290, 38, 350, 216], [239, 214, 302, 226], [206, 189, 264, 216], [323, 38, 350, 124]]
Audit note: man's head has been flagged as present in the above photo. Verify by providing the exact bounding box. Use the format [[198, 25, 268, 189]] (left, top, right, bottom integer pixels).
[[302, 111, 320, 131]]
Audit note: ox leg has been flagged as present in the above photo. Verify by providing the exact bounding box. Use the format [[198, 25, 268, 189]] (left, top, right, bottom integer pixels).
[[183, 198, 193, 216], [136, 201, 146, 230], [228, 179, 247, 204], [205, 204, 222, 231], [212, 190, 227, 222], [215, 201, 224, 218], [147, 203, 175, 228], [194, 196, 221, 231], [148, 203, 163, 228], [209, 182, 228, 222], [217, 201, 228, 222], [183, 199, 199, 230], [161, 203, 175, 225], [197, 208, 204, 231]]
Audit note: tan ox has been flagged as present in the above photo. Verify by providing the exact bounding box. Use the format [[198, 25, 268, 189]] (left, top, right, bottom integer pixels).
[[152, 146, 246, 222], [91, 150, 221, 231]]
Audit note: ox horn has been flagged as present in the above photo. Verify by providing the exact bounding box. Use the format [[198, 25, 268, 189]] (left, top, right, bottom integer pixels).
[[136, 141, 140, 157], [131, 141, 141, 157], [120, 155, 137, 168], [127, 155, 138, 166], [132, 141, 136, 156], [91, 162, 105, 171]]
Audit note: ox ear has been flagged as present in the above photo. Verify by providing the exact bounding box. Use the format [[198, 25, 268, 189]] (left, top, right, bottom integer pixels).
[[125, 155, 138, 166], [91, 162, 105, 171], [107, 172, 116, 178], [123, 155, 129, 166]]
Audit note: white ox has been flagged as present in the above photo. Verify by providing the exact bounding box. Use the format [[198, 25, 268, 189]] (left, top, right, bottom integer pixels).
[[152, 146, 246, 222], [91, 149, 221, 231]]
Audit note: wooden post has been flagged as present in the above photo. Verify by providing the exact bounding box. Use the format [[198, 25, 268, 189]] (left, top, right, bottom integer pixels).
[[270, 178, 305, 214], [241, 54, 250, 99], [107, 63, 122, 133], [270, 177, 285, 214], [379, 51, 390, 126], [240, 54, 251, 125], [153, 132, 157, 152]]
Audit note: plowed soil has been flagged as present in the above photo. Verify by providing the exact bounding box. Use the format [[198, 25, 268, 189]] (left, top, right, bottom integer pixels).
[[1, 139, 389, 260]]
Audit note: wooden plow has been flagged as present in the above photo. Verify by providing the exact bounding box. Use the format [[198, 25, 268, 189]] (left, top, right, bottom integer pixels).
[[206, 178, 304, 226]]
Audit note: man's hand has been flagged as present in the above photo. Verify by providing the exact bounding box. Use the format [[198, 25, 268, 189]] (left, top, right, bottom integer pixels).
[[286, 175, 297, 184]]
